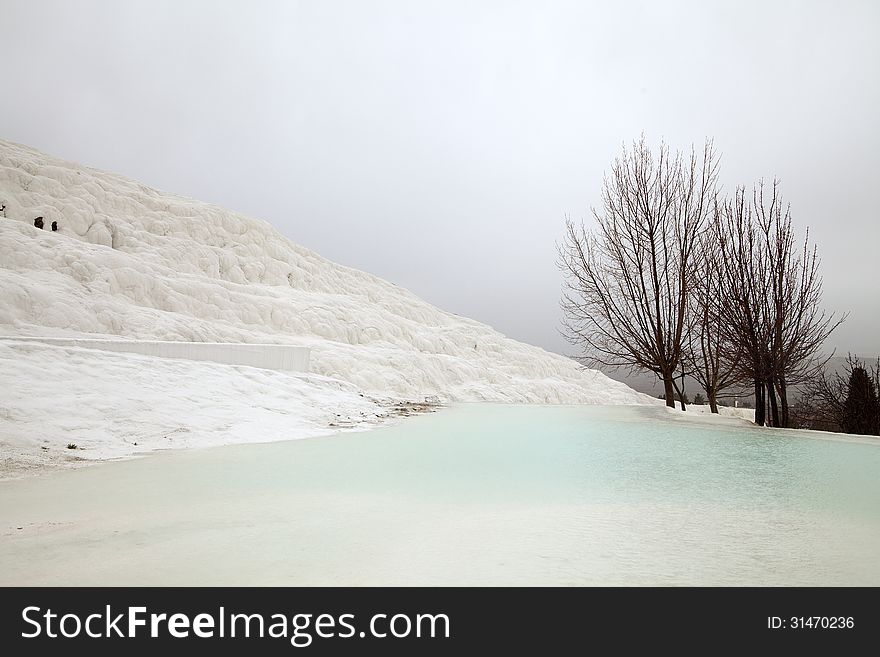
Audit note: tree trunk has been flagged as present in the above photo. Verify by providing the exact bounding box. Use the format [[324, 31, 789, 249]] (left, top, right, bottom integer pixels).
[[778, 376, 789, 428], [708, 391, 719, 414], [663, 375, 676, 408], [754, 379, 765, 426], [767, 379, 779, 428], [671, 376, 687, 411]]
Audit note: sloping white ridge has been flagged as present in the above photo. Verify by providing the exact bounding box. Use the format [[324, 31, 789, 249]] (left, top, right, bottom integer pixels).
[[3, 336, 312, 372], [0, 138, 646, 405], [0, 139, 656, 478]]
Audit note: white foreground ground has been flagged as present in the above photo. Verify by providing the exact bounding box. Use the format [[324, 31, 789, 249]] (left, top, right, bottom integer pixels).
[[0, 340, 393, 479], [0, 139, 658, 477]]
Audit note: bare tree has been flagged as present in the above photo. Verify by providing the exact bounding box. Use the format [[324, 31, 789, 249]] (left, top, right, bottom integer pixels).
[[710, 188, 772, 424], [558, 137, 719, 409], [686, 218, 744, 413], [800, 355, 880, 433], [713, 181, 843, 427]]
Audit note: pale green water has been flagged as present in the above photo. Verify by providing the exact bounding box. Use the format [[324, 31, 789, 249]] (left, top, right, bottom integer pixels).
[[1, 404, 878, 585]]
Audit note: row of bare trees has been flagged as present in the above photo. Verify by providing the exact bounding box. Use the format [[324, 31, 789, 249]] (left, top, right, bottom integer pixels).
[[558, 136, 843, 428]]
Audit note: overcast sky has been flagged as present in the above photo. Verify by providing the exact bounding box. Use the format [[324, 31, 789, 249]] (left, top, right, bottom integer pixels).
[[2, 0, 878, 356]]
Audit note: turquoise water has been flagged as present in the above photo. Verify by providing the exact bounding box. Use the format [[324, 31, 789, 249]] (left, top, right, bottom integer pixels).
[[1, 404, 878, 585]]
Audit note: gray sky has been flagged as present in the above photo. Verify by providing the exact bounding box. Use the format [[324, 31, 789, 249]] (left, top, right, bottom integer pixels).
[[2, 0, 878, 356]]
